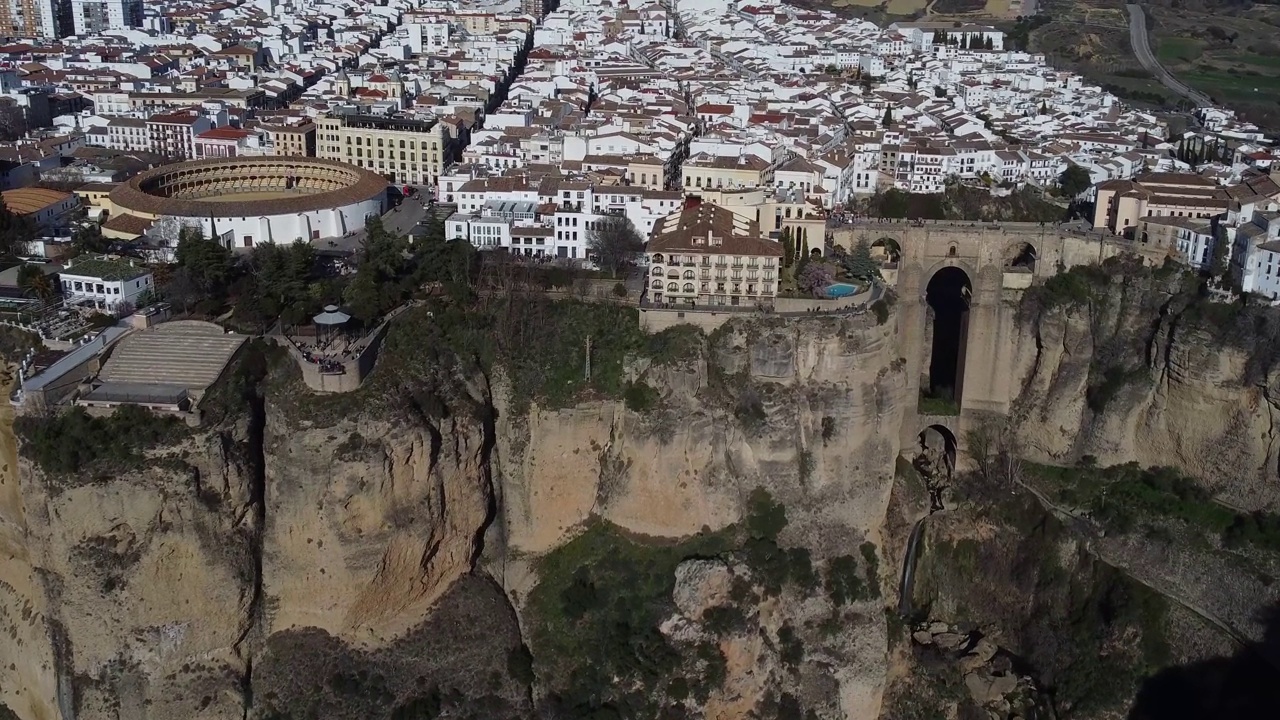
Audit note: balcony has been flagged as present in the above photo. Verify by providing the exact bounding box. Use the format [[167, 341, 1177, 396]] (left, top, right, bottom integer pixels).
[[715, 261, 728, 268], [731, 263, 744, 269], [682, 262, 696, 267]]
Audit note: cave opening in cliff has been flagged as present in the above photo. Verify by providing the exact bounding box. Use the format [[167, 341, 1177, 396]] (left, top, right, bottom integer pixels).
[[924, 267, 971, 410]]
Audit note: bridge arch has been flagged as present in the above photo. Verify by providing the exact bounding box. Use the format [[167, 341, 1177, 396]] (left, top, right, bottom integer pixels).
[[917, 424, 957, 477], [872, 237, 901, 266], [1005, 241, 1038, 272], [923, 265, 972, 410]]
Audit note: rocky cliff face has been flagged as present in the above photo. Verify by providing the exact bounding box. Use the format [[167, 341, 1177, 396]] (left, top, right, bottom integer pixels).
[[0, 306, 909, 720], [14, 423, 259, 720], [1011, 261, 1280, 510], [498, 313, 907, 556], [6, 271, 1280, 720]]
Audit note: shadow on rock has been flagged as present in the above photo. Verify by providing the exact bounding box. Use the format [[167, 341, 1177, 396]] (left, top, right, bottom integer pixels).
[[1128, 601, 1280, 720]]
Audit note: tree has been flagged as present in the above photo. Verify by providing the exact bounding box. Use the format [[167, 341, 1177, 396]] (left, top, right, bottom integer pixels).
[[17, 264, 55, 300], [781, 226, 795, 268], [0, 197, 34, 257], [174, 228, 233, 298], [881, 107, 893, 128], [843, 238, 882, 282], [799, 228, 809, 259], [984, 36, 995, 50], [797, 260, 836, 296], [1057, 163, 1092, 198], [960, 34, 969, 49], [72, 222, 110, 255], [586, 214, 644, 278]]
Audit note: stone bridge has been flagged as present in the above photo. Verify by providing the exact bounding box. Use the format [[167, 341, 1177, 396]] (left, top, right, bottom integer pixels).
[[831, 221, 1165, 463]]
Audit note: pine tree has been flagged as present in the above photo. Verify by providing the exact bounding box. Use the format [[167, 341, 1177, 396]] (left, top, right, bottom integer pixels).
[[882, 107, 893, 128], [845, 237, 882, 282], [800, 228, 810, 259], [782, 226, 795, 268], [960, 35, 968, 50]]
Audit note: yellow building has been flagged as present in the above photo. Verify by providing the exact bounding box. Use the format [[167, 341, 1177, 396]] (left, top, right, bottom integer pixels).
[[1093, 173, 1228, 235], [681, 154, 771, 191], [263, 122, 316, 157], [317, 113, 446, 187], [646, 202, 783, 308], [691, 187, 826, 249]]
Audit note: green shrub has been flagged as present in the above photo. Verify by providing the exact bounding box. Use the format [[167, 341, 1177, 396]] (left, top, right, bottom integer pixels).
[[824, 555, 867, 606], [524, 521, 733, 714], [702, 605, 748, 635], [646, 324, 703, 366], [871, 299, 889, 325], [623, 381, 659, 412], [16, 405, 183, 475], [777, 623, 804, 667], [612, 282, 627, 297], [859, 542, 881, 599], [820, 415, 836, 442], [745, 487, 787, 540], [788, 547, 821, 593]]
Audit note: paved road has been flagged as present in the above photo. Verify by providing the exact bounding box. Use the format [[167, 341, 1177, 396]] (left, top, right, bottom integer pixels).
[[1125, 3, 1213, 108], [316, 192, 432, 254]]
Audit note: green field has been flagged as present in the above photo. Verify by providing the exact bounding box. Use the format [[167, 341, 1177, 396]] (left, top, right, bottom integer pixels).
[[1155, 37, 1204, 63], [1231, 53, 1280, 69], [1181, 68, 1280, 102]]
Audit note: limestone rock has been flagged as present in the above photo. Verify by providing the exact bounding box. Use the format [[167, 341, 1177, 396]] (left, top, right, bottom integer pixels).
[[673, 558, 736, 619], [934, 632, 966, 651], [912, 630, 934, 645]]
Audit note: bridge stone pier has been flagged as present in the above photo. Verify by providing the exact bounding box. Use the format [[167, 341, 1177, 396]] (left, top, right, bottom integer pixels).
[[832, 221, 1164, 461]]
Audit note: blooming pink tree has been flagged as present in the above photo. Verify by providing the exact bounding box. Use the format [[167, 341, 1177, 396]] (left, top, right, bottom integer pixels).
[[797, 261, 837, 296]]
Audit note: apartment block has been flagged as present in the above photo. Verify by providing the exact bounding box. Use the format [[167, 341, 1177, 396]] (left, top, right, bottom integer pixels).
[[317, 113, 446, 187]]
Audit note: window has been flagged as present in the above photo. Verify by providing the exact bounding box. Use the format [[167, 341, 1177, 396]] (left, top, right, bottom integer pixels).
[[667, 282, 678, 291], [683, 283, 694, 293]]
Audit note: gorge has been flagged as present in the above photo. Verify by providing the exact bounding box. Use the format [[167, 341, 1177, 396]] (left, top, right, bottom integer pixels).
[[1, 247, 1279, 719]]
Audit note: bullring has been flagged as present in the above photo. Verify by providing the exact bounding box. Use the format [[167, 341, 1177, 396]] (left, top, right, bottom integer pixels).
[[107, 156, 388, 249]]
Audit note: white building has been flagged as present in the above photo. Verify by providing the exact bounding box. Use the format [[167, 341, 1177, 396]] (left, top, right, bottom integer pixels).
[[71, 0, 142, 34], [59, 256, 154, 312], [1234, 212, 1280, 302]]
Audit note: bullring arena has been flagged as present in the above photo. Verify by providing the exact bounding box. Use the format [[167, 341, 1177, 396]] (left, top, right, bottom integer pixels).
[[107, 156, 387, 249]]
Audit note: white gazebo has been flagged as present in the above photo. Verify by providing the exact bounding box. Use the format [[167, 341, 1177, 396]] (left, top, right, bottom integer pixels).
[[312, 304, 351, 347]]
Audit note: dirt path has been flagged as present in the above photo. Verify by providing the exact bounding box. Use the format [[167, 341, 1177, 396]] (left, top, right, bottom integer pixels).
[[0, 365, 59, 720]]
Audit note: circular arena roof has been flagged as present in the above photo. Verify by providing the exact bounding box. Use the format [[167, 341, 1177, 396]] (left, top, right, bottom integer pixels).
[[109, 156, 388, 219]]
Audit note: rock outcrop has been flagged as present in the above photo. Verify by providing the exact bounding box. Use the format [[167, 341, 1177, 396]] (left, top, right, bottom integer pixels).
[[497, 313, 908, 556], [1011, 264, 1280, 510]]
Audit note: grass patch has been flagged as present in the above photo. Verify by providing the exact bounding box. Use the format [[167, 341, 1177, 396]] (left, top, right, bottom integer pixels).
[[1156, 37, 1204, 63], [1027, 462, 1280, 553], [918, 389, 959, 416]]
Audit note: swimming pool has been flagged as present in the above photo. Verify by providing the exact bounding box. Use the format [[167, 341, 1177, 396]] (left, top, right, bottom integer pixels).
[[825, 283, 859, 298]]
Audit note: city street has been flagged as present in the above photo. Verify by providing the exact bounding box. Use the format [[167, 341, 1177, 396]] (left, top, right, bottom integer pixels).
[[315, 190, 433, 254]]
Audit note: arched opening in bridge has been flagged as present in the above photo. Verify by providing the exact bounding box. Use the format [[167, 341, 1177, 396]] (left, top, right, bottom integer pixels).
[[924, 266, 972, 410], [915, 424, 956, 511], [1006, 242, 1037, 273], [872, 237, 901, 267]]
